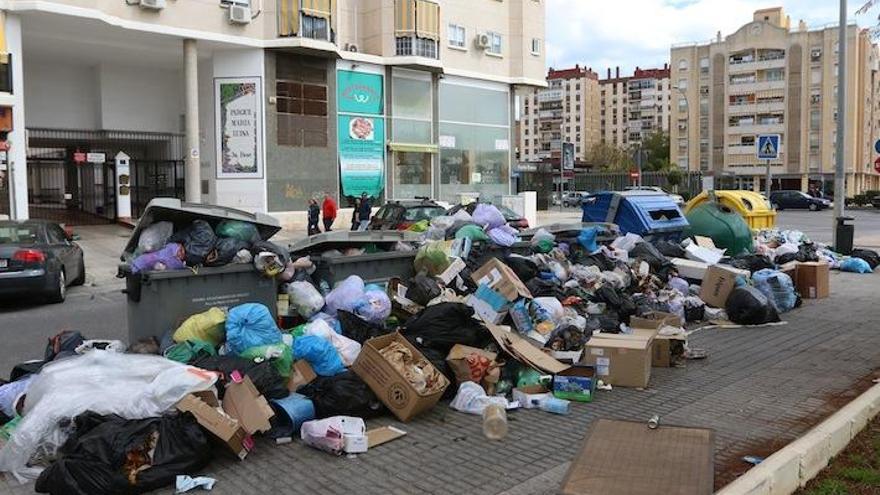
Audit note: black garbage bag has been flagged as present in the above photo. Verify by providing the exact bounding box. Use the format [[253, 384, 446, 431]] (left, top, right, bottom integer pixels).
[[191, 355, 288, 400], [851, 248, 880, 270], [250, 240, 291, 265], [299, 371, 386, 419], [35, 411, 212, 495], [338, 310, 392, 344], [630, 242, 675, 278], [571, 249, 617, 271], [45, 330, 85, 362], [591, 286, 637, 323], [401, 303, 490, 354], [725, 286, 781, 325], [504, 256, 539, 283], [796, 243, 820, 263], [406, 274, 442, 306], [10, 360, 46, 382], [653, 240, 687, 259], [526, 277, 560, 298], [775, 252, 799, 265], [169, 219, 216, 266], [205, 237, 250, 267], [684, 299, 706, 322], [724, 254, 775, 273], [544, 325, 589, 352]]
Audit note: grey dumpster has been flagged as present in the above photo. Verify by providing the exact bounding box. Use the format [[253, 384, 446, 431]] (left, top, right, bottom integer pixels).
[[120, 198, 282, 344]]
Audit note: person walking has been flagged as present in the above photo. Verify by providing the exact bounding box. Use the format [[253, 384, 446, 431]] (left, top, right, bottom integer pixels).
[[307, 198, 321, 236], [350, 196, 360, 231], [357, 192, 372, 231], [322, 192, 338, 232]]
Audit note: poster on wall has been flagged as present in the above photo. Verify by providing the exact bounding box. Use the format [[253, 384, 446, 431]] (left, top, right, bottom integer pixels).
[[337, 70, 384, 115], [338, 115, 385, 198], [215, 77, 263, 179]]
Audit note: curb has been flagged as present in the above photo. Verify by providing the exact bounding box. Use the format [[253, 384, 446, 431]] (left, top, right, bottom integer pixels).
[[716, 382, 880, 495]]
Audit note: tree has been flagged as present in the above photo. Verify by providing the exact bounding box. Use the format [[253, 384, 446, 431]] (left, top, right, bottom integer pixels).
[[640, 131, 672, 172], [587, 142, 633, 171]]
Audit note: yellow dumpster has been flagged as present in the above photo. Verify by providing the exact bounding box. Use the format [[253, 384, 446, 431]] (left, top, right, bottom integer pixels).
[[684, 190, 776, 230]]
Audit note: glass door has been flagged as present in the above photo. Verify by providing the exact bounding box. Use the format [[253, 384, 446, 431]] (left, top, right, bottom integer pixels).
[[393, 152, 432, 200]]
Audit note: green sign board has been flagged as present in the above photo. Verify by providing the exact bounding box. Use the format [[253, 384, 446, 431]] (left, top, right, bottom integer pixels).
[[338, 115, 385, 198], [337, 70, 384, 115]]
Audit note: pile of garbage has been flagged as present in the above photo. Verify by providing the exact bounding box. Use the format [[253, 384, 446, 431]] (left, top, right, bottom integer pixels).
[[1, 200, 878, 494]]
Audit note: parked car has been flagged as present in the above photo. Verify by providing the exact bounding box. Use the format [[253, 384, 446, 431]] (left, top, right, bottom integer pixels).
[[873, 196, 880, 209], [0, 220, 85, 303], [562, 191, 590, 208], [769, 190, 831, 211], [369, 198, 447, 230], [624, 186, 685, 206]]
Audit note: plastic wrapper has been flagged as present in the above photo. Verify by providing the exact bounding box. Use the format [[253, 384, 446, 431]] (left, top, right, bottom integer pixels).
[[725, 286, 781, 325], [752, 269, 798, 313], [172, 307, 226, 347], [287, 281, 325, 319], [0, 351, 217, 482], [414, 241, 452, 276], [577, 227, 601, 252], [136, 221, 173, 254], [472, 204, 506, 230], [293, 335, 346, 376], [324, 275, 366, 316], [299, 372, 386, 419], [840, 257, 873, 274], [225, 303, 282, 355], [488, 224, 519, 247], [450, 382, 510, 415], [300, 416, 365, 455], [304, 319, 362, 366], [130, 243, 186, 274], [430, 216, 456, 231], [215, 220, 260, 242]]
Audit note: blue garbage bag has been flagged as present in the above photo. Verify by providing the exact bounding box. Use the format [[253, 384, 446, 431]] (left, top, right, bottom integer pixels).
[[752, 269, 797, 313], [292, 335, 346, 376], [226, 303, 282, 355], [324, 275, 366, 316], [577, 227, 600, 252], [840, 257, 873, 274], [354, 290, 391, 325]]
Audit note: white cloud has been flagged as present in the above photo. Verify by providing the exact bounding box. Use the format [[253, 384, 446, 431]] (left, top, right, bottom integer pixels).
[[546, 0, 871, 76]]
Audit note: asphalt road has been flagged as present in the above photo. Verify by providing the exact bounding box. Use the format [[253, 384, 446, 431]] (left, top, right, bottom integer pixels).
[[0, 207, 878, 379]]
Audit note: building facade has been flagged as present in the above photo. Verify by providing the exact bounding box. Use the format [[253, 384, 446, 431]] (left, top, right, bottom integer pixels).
[[598, 65, 671, 149], [0, 0, 546, 223], [671, 7, 880, 194], [518, 65, 601, 164]]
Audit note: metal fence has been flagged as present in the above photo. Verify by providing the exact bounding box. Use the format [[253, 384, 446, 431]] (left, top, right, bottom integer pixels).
[[573, 171, 704, 199]]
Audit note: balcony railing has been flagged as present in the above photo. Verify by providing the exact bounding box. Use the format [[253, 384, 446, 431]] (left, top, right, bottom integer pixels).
[[727, 122, 785, 134], [728, 101, 786, 115], [729, 80, 787, 94], [537, 89, 564, 102], [728, 144, 786, 155]]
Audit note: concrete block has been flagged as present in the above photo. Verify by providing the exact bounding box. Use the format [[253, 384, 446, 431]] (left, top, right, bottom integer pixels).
[[791, 431, 831, 486], [765, 451, 801, 495], [716, 466, 771, 495], [816, 414, 855, 458]]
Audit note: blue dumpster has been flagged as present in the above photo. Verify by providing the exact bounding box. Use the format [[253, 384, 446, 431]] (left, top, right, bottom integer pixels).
[[581, 191, 689, 241]]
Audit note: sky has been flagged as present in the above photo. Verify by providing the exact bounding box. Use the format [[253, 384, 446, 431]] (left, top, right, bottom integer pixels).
[[545, 0, 877, 77]]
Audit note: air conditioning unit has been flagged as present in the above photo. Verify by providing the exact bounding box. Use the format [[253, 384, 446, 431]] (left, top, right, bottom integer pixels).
[[475, 33, 491, 50], [229, 4, 252, 24], [139, 0, 165, 10], [345, 43, 359, 53]]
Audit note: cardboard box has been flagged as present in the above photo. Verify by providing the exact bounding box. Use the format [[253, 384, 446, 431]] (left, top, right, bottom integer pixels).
[[446, 344, 499, 393], [222, 373, 275, 435], [629, 311, 684, 330], [467, 293, 509, 325], [512, 385, 552, 409], [699, 264, 750, 308], [176, 390, 251, 459], [552, 366, 597, 402], [485, 324, 570, 375], [778, 261, 798, 280], [352, 332, 450, 422], [581, 335, 653, 388], [652, 335, 687, 368], [287, 360, 317, 392], [471, 258, 532, 302], [438, 257, 466, 285], [796, 261, 830, 299], [671, 257, 710, 280]]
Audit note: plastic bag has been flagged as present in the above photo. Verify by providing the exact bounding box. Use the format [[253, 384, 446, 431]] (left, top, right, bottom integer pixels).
[[724, 253, 775, 273], [851, 249, 880, 270], [324, 275, 366, 317], [232, 249, 253, 264], [136, 221, 173, 254], [163, 340, 217, 364], [287, 281, 325, 319], [669, 277, 690, 296], [0, 351, 217, 482], [407, 220, 430, 233], [254, 252, 285, 277], [250, 240, 290, 265], [450, 382, 509, 415], [205, 237, 250, 267], [455, 224, 490, 242], [431, 216, 456, 231], [414, 241, 451, 276], [472, 204, 506, 230], [34, 411, 212, 495], [172, 307, 226, 347], [752, 269, 797, 313], [299, 372, 386, 419], [630, 242, 672, 274], [292, 335, 346, 376], [534, 297, 564, 321], [406, 274, 442, 306], [304, 319, 361, 366], [239, 343, 294, 378], [225, 303, 282, 356], [531, 228, 555, 246], [772, 242, 798, 262], [488, 224, 518, 247], [840, 257, 873, 274], [402, 303, 491, 355], [338, 310, 391, 344], [130, 243, 186, 274], [169, 219, 216, 266], [611, 233, 643, 252], [0, 376, 32, 419], [725, 286, 781, 325], [577, 227, 600, 252], [354, 290, 392, 325], [215, 220, 260, 243], [652, 239, 687, 259], [300, 416, 365, 455], [504, 256, 539, 283]]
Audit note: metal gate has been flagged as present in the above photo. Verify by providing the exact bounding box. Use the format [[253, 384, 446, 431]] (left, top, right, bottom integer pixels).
[[27, 156, 117, 225], [0, 164, 8, 219], [130, 159, 185, 219]]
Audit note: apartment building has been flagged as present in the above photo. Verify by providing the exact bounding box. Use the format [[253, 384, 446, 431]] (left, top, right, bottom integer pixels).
[[671, 7, 880, 195], [599, 66, 671, 149], [0, 0, 545, 223], [518, 65, 601, 164]]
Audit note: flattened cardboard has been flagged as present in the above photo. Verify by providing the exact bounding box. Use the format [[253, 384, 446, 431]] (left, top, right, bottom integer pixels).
[[581, 335, 652, 388], [699, 264, 749, 308], [560, 419, 714, 495], [287, 360, 317, 392], [438, 257, 466, 285], [486, 324, 569, 375], [795, 261, 830, 299], [653, 335, 687, 368], [366, 426, 407, 448], [176, 390, 250, 459], [685, 243, 724, 265], [630, 311, 684, 330], [222, 375, 275, 435], [671, 257, 709, 280], [471, 258, 532, 302]]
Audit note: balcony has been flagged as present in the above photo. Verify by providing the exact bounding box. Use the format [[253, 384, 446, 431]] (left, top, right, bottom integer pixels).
[[727, 122, 785, 134], [729, 80, 786, 94], [728, 56, 786, 73], [728, 144, 786, 155], [537, 89, 564, 102], [728, 101, 786, 115], [538, 110, 563, 120]]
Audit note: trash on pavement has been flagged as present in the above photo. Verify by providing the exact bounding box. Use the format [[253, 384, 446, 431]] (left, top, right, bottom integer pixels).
[[794, 262, 830, 299], [366, 426, 407, 448], [698, 265, 750, 308], [581, 334, 653, 388], [725, 286, 781, 326], [176, 475, 217, 493], [300, 416, 366, 455], [551, 366, 597, 402]]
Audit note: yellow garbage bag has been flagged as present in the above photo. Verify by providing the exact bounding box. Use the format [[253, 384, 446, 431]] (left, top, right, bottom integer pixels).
[[172, 307, 226, 347]]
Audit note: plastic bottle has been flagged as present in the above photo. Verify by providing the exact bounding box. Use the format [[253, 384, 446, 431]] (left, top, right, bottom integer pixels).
[[539, 397, 570, 415], [482, 404, 508, 440]]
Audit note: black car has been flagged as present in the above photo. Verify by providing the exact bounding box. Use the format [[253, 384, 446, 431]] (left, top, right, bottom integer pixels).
[[872, 196, 880, 209], [769, 190, 831, 211], [368, 199, 447, 230], [0, 220, 86, 303]]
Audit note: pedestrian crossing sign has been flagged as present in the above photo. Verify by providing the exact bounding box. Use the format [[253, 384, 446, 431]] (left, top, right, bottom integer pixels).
[[757, 134, 781, 160]]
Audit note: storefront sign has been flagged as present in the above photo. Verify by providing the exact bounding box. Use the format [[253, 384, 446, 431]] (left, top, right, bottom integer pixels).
[[87, 152, 106, 164], [338, 115, 385, 198], [338, 70, 384, 115], [215, 77, 263, 179]]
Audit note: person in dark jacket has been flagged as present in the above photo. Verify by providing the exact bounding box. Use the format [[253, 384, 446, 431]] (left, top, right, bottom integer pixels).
[[350, 197, 360, 231], [307, 199, 321, 236], [357, 192, 372, 231]]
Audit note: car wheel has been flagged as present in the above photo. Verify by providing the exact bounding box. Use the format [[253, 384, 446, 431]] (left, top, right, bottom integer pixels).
[[47, 270, 66, 304], [72, 256, 86, 286], [808, 203, 818, 211]]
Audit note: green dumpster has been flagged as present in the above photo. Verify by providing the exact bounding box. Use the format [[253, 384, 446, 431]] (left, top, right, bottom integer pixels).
[[685, 203, 754, 255]]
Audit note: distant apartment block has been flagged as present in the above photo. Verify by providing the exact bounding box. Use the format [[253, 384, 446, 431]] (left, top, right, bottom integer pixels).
[[599, 65, 672, 149]]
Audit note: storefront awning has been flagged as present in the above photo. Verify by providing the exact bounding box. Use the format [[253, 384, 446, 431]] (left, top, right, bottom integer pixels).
[[278, 0, 298, 36], [415, 0, 440, 40], [388, 142, 439, 153], [395, 0, 416, 36]]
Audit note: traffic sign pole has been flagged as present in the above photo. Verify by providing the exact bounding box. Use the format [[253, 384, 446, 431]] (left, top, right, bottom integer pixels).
[[765, 159, 771, 199]]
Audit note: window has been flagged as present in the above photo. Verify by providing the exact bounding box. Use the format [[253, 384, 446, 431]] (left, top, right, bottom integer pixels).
[[530, 38, 541, 55], [487, 31, 502, 55], [678, 79, 688, 90], [810, 132, 820, 150], [679, 59, 688, 70], [301, 14, 329, 41], [811, 68, 822, 85], [699, 57, 710, 73], [810, 110, 821, 130], [678, 98, 687, 111], [47, 225, 67, 244], [448, 24, 466, 48], [415, 37, 438, 58]]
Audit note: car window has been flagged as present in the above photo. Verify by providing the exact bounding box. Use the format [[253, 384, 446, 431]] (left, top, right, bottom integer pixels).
[[0, 224, 42, 244], [47, 225, 67, 244], [404, 206, 445, 222]]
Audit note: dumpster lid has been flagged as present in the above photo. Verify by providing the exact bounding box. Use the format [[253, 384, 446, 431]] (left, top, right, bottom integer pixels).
[[289, 230, 421, 256], [519, 222, 620, 240], [121, 198, 282, 259]]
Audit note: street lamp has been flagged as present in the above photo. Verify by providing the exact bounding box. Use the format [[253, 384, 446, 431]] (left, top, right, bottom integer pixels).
[[832, 0, 848, 249]]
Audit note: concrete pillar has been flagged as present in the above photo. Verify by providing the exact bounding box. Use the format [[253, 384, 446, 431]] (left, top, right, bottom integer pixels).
[[753, 175, 762, 193], [183, 39, 200, 203], [6, 13, 26, 219], [800, 175, 809, 192]]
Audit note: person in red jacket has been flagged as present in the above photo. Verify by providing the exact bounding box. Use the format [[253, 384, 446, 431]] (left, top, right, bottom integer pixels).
[[322, 192, 338, 232]]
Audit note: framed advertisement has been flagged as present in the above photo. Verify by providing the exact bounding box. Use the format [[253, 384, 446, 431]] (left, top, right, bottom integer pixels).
[[338, 115, 385, 197], [215, 77, 263, 179]]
